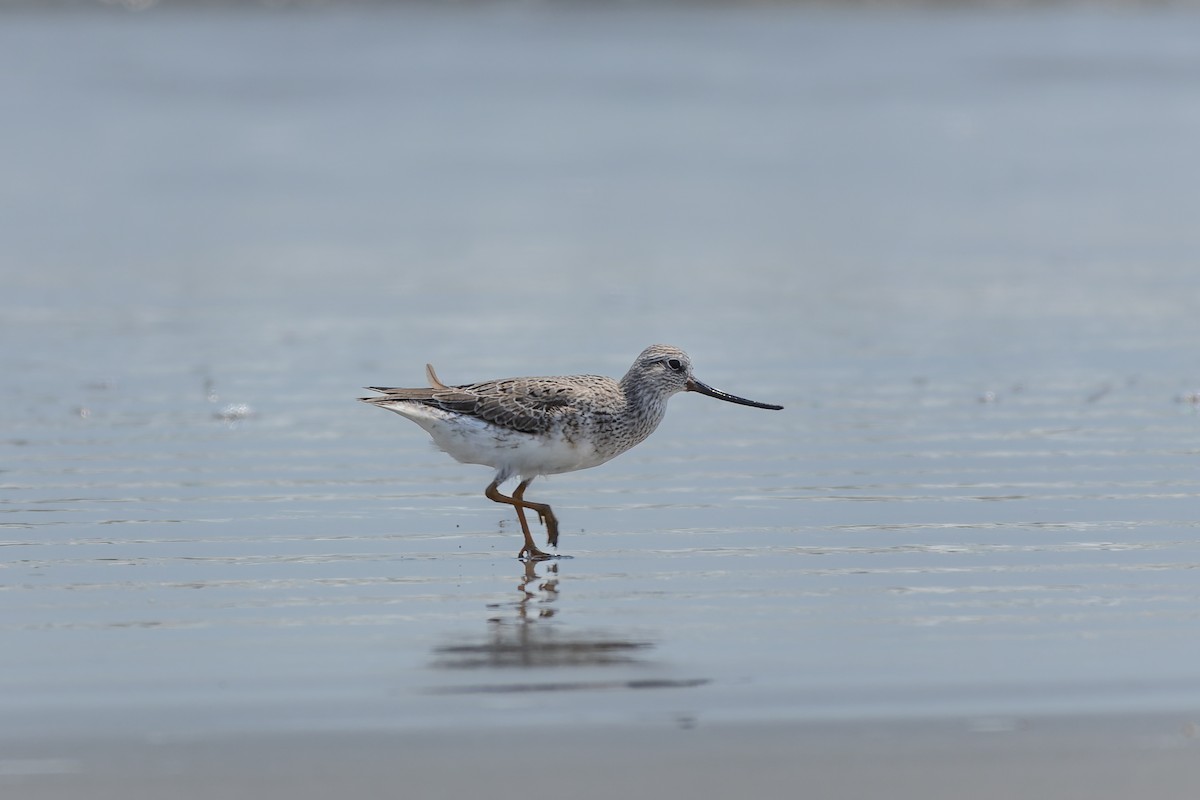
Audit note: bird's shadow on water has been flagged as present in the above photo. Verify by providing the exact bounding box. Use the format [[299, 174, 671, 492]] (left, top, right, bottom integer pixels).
[[427, 561, 709, 693]]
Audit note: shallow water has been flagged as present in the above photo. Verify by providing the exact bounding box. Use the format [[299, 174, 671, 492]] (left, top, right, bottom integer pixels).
[[4, 2, 1200, 747]]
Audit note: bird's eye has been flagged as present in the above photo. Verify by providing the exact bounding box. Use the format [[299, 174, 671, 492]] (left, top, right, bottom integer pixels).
[[666, 358, 684, 372]]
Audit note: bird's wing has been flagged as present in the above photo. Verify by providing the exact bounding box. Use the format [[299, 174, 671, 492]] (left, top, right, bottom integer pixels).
[[361, 377, 596, 434], [448, 378, 578, 433], [425, 363, 449, 390]]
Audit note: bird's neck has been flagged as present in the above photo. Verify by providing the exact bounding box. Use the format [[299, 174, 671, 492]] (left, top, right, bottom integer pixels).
[[618, 374, 670, 436]]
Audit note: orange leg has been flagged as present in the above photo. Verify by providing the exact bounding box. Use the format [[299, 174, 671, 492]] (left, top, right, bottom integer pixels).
[[485, 478, 559, 560], [512, 479, 560, 548]]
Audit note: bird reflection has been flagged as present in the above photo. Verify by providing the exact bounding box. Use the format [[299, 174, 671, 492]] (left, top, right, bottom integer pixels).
[[431, 560, 654, 670], [498, 558, 560, 624]]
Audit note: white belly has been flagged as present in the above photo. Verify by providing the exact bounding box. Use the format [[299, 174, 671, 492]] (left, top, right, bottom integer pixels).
[[386, 403, 610, 481]]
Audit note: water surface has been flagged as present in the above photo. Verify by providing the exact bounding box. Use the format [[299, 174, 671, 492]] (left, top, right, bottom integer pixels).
[[4, 3, 1200, 748]]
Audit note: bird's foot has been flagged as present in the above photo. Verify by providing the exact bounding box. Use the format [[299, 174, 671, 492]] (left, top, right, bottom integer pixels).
[[518, 545, 556, 562], [538, 510, 560, 548]]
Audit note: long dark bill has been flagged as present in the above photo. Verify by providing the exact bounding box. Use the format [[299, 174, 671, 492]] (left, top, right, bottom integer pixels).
[[686, 378, 783, 410]]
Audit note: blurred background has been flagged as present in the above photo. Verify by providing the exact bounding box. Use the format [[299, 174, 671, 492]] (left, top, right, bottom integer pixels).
[[4, 1, 1200, 796]]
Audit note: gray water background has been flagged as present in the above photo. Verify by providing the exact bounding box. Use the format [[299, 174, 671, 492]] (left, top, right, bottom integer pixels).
[[4, 3, 1200, 741]]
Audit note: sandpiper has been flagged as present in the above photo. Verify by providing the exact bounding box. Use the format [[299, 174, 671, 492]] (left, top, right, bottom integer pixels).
[[359, 344, 783, 560]]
